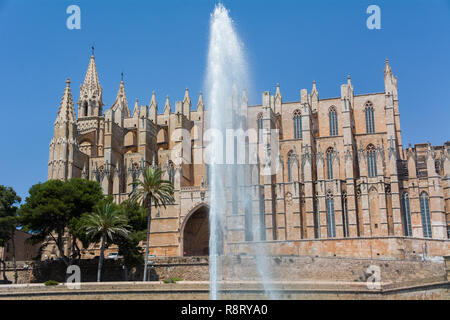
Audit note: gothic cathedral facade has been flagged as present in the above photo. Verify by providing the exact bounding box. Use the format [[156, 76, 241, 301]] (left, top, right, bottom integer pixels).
[[48, 54, 450, 258]]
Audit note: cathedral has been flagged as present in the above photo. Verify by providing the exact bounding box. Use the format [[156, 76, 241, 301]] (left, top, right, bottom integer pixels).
[[47, 53, 450, 259]]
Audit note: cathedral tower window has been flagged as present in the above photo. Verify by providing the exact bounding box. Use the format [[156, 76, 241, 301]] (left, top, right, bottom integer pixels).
[[82, 101, 88, 117], [293, 109, 302, 139], [329, 106, 338, 136], [367, 144, 377, 177], [420, 192, 432, 238], [326, 191, 336, 238], [365, 102, 375, 134], [326, 147, 334, 179], [401, 192, 413, 236]]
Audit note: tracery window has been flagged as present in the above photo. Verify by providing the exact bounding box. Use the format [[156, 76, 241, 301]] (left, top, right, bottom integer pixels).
[[420, 192, 432, 238], [329, 106, 338, 136], [365, 102, 375, 134], [326, 147, 334, 179], [401, 193, 413, 236], [293, 109, 302, 139]]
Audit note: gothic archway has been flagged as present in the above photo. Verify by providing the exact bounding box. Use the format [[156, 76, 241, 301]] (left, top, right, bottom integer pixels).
[[182, 205, 210, 256]]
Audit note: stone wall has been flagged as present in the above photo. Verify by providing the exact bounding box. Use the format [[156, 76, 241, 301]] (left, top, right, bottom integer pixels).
[[222, 255, 447, 284], [1, 257, 209, 284], [228, 237, 450, 260], [1, 254, 447, 288]]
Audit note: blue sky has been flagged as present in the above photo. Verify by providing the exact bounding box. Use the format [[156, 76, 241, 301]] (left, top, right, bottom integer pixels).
[[0, 0, 449, 201]]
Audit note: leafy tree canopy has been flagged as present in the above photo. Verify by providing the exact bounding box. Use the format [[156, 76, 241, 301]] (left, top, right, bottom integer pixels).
[[0, 185, 21, 246], [19, 179, 103, 263]]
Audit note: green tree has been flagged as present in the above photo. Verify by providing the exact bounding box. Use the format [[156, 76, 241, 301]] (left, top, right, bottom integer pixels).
[[130, 167, 174, 281], [0, 186, 21, 283], [19, 179, 103, 266], [80, 200, 130, 282], [116, 200, 147, 280]]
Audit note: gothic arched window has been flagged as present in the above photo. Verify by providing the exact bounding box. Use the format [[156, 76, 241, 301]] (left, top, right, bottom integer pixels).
[[367, 144, 377, 177], [401, 192, 413, 236], [257, 112, 263, 142], [83, 101, 88, 117], [329, 106, 338, 136], [365, 102, 375, 134], [420, 192, 432, 238], [326, 191, 336, 238], [326, 147, 334, 179], [293, 109, 302, 139]]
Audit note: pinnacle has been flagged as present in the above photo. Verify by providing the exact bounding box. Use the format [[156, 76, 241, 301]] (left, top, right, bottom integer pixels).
[[197, 91, 204, 108], [150, 91, 157, 108], [81, 54, 102, 97], [112, 78, 129, 115], [385, 58, 392, 74], [56, 78, 75, 123]]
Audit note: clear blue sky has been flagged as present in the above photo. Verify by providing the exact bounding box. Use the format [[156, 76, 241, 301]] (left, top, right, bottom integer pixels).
[[0, 0, 449, 201]]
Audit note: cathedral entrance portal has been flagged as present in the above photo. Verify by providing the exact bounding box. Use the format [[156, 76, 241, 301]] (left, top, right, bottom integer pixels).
[[183, 205, 210, 256]]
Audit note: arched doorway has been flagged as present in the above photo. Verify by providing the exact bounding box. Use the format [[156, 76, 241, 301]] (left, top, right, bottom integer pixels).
[[183, 206, 210, 256]]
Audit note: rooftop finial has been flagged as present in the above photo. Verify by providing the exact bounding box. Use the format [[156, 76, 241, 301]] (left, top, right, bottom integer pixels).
[[121, 72, 124, 82], [66, 78, 71, 87], [275, 83, 281, 98], [385, 58, 392, 74], [91, 45, 95, 57]]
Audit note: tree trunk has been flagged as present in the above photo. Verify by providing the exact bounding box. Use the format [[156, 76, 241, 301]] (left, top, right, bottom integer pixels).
[[11, 230, 17, 284], [97, 233, 106, 282], [0, 259, 7, 282], [143, 196, 152, 282]]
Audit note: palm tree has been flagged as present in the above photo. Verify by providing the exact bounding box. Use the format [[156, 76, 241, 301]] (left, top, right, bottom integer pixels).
[[130, 167, 174, 281], [81, 201, 130, 282]]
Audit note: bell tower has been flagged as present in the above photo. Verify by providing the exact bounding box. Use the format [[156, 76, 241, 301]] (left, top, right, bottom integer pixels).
[[76, 49, 105, 157]]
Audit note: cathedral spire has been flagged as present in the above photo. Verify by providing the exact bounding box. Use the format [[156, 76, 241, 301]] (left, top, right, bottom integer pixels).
[[81, 53, 102, 97], [78, 51, 103, 117], [56, 78, 76, 125], [49, 78, 78, 180]]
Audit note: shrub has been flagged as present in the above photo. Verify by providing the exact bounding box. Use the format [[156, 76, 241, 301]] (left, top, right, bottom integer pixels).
[[163, 277, 182, 284], [44, 280, 59, 286]]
